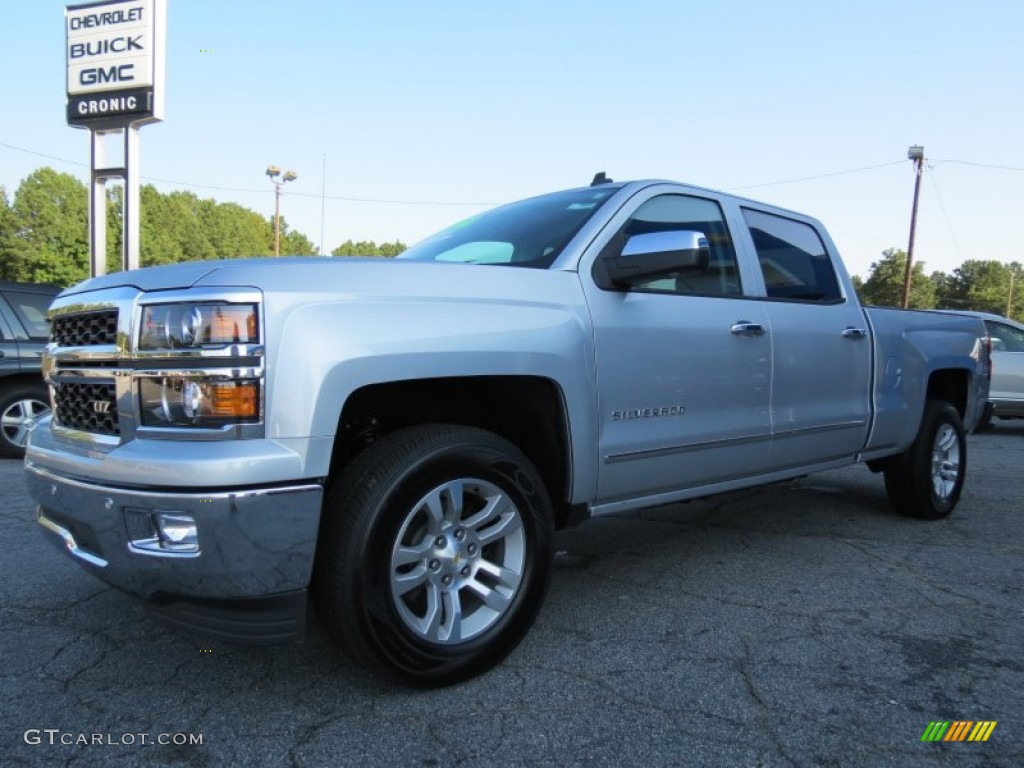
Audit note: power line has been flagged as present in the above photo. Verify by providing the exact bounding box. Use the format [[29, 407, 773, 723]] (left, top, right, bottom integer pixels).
[[725, 160, 905, 191], [0, 140, 88, 169], [0, 140, 497, 205], [925, 163, 964, 264], [3, 138, 1021, 208], [938, 159, 1024, 172], [147, 175, 497, 206]]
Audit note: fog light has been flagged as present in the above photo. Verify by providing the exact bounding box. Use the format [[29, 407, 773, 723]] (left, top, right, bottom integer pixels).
[[157, 513, 198, 550], [126, 510, 200, 556]]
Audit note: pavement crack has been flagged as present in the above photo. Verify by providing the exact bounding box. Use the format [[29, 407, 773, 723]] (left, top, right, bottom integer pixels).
[[738, 636, 798, 767]]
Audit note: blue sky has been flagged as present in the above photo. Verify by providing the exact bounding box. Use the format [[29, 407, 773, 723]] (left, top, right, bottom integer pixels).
[[2, 0, 1022, 278]]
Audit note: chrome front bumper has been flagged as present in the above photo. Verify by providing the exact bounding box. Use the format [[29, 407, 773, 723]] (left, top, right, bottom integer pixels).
[[27, 463, 323, 643]]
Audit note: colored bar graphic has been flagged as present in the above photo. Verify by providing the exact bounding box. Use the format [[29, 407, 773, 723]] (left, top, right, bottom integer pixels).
[[944, 721, 973, 741], [921, 722, 949, 741], [921, 720, 997, 742], [968, 722, 997, 742]]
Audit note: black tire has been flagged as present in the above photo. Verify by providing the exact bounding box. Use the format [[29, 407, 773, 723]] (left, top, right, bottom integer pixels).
[[883, 400, 966, 519], [974, 402, 994, 433], [314, 424, 554, 686], [0, 384, 50, 459]]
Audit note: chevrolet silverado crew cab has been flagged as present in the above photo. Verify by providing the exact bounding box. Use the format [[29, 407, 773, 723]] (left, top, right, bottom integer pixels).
[[26, 177, 990, 686]]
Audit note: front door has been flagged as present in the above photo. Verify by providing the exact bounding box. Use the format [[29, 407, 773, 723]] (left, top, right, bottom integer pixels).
[[581, 191, 773, 505]]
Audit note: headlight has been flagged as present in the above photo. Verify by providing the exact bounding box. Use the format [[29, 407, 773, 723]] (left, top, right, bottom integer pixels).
[[139, 303, 258, 350], [139, 377, 260, 427]]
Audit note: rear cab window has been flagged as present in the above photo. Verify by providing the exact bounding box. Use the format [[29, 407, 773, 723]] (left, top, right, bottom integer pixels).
[[741, 208, 842, 303]]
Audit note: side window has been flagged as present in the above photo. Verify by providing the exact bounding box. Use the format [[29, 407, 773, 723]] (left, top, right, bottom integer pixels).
[[742, 208, 842, 302], [1, 291, 54, 339], [986, 321, 1024, 352], [608, 194, 742, 296]]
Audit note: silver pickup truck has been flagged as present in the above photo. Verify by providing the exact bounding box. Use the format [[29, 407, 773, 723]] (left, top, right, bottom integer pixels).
[[26, 178, 990, 685]]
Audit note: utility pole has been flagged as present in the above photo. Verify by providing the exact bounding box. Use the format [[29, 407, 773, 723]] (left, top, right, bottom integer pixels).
[[901, 145, 925, 309], [1008, 270, 1016, 318], [266, 165, 298, 256]]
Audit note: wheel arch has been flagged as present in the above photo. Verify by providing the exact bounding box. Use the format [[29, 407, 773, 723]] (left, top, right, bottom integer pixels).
[[925, 367, 969, 419], [327, 375, 577, 529], [0, 373, 49, 397], [866, 367, 971, 473]]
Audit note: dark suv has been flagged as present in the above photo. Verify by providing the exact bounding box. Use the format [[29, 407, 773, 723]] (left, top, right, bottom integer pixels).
[[0, 281, 60, 458]]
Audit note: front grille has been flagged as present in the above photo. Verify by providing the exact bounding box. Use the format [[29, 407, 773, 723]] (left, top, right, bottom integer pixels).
[[53, 382, 120, 435], [51, 310, 119, 346]]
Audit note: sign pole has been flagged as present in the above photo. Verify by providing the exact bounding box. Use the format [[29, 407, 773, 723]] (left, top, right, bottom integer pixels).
[[66, 0, 165, 277], [88, 131, 110, 277], [123, 125, 141, 272]]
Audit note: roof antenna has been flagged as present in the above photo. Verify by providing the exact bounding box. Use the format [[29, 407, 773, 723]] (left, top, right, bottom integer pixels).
[[591, 172, 612, 186]]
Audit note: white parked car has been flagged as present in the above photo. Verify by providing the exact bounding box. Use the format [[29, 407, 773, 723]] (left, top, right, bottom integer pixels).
[[944, 311, 1024, 428]]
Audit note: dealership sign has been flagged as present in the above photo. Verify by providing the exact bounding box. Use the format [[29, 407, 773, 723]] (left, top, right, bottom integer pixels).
[[66, 0, 165, 126]]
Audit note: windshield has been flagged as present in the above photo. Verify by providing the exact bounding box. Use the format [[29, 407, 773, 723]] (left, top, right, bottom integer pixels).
[[398, 186, 621, 269]]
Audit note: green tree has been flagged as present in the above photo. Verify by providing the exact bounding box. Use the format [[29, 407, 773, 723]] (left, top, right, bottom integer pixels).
[[105, 185, 123, 274], [377, 240, 407, 257], [331, 239, 406, 257], [139, 184, 183, 265], [3, 168, 90, 286], [0, 186, 17, 281], [860, 248, 935, 309], [931, 270, 953, 307], [940, 259, 1018, 317], [1, 166, 325, 280], [1009, 263, 1023, 321], [202, 200, 274, 258], [277, 217, 318, 256], [140, 190, 217, 265]]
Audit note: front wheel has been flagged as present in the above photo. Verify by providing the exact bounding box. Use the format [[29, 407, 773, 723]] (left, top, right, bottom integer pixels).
[[884, 399, 966, 519], [315, 425, 554, 686]]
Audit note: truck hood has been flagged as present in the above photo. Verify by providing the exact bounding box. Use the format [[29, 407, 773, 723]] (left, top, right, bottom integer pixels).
[[59, 257, 580, 305]]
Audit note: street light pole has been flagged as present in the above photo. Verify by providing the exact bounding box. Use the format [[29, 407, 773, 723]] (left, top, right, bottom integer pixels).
[[1008, 270, 1016, 318], [901, 145, 925, 309], [266, 165, 298, 256]]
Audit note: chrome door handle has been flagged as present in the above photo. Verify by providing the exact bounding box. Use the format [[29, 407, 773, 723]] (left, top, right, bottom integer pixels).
[[842, 327, 868, 339], [731, 322, 766, 336]]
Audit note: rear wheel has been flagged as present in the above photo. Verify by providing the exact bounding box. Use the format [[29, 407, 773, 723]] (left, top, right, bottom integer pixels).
[[315, 424, 554, 686], [0, 385, 50, 459], [884, 399, 966, 519]]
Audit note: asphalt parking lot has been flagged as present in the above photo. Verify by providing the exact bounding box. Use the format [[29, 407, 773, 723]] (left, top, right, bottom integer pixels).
[[2, 424, 1021, 768]]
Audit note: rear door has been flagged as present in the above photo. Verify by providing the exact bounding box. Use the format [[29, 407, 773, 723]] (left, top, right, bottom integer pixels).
[[737, 208, 872, 468]]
